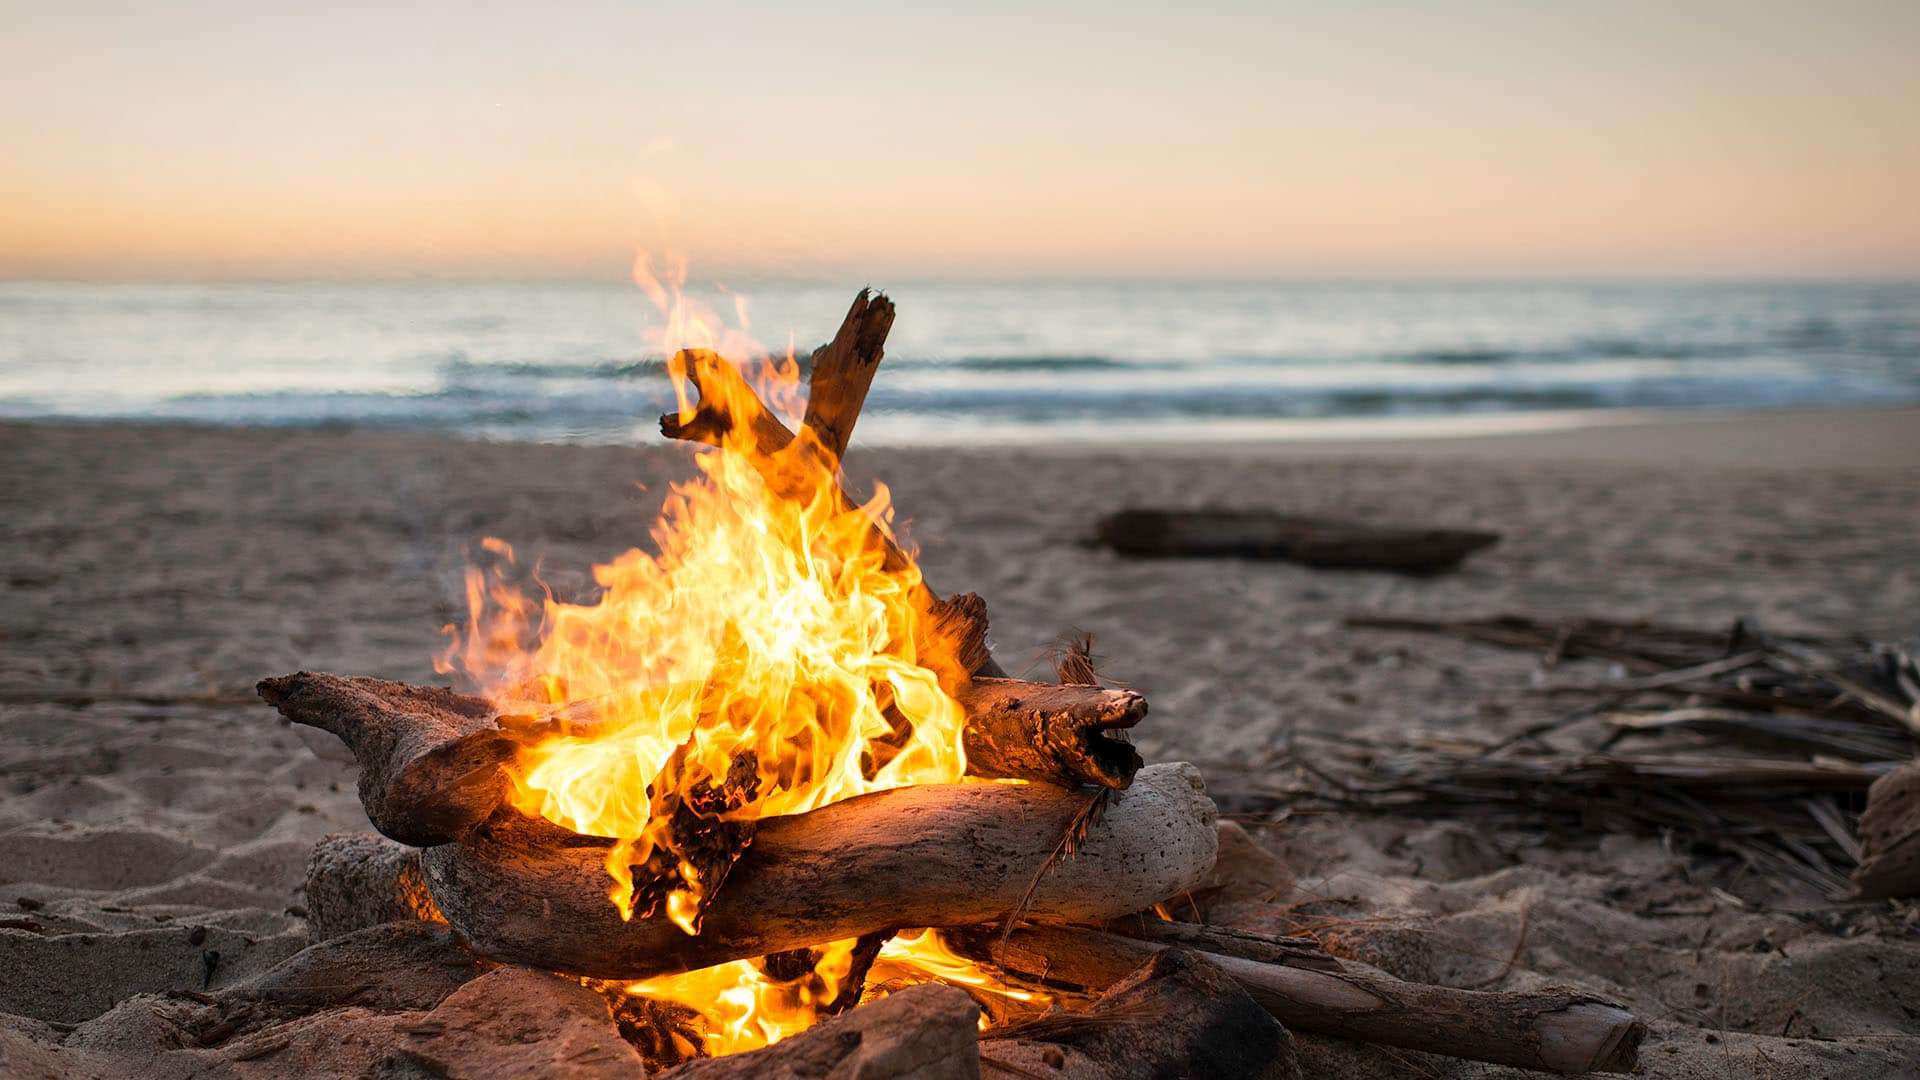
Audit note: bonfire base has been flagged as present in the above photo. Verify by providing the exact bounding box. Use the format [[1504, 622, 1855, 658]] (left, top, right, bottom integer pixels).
[[417, 763, 1217, 979]]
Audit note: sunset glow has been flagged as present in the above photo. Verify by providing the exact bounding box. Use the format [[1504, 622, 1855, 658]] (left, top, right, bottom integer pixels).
[[4, 2, 1918, 280]]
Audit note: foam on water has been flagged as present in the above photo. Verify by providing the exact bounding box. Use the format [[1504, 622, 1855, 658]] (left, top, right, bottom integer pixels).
[[3, 279, 1916, 444]]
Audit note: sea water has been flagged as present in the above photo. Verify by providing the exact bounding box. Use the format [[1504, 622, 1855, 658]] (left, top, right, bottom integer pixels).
[[3, 279, 1915, 445]]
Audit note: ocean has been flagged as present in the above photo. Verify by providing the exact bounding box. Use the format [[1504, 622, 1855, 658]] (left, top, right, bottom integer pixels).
[[3, 280, 1916, 445]]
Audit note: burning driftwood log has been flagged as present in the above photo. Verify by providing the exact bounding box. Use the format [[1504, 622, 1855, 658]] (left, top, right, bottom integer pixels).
[[418, 763, 1214, 979], [1094, 508, 1499, 574], [260, 668, 1148, 849], [959, 923, 1644, 1075]]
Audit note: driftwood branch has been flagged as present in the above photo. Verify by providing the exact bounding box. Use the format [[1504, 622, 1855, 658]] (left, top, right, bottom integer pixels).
[[261, 670, 1146, 845], [657, 348, 799, 459], [1094, 508, 1499, 574], [418, 763, 1217, 979], [983, 948, 1302, 1080], [256, 674, 513, 847], [957, 677, 1145, 790], [959, 923, 1644, 1076]]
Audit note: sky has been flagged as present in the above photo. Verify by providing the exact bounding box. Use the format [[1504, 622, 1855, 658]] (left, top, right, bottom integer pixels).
[[2, 1, 1918, 281]]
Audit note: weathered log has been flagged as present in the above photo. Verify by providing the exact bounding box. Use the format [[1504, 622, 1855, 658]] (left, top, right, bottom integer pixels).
[[419, 763, 1217, 980], [257, 673, 513, 847], [660, 983, 979, 1080], [304, 832, 444, 939], [1093, 508, 1500, 574], [982, 948, 1302, 1080], [956, 678, 1144, 790], [958, 924, 1644, 1076], [1854, 761, 1920, 899], [262, 670, 1147, 846]]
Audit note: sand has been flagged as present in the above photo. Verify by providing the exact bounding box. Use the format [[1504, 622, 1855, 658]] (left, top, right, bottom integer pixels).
[[2, 407, 1918, 1077]]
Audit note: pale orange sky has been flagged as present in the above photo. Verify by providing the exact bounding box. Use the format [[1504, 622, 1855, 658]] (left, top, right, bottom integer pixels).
[[3, 1, 1918, 280]]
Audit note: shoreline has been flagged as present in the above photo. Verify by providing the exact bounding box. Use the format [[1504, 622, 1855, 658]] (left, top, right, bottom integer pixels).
[[7, 402, 1918, 472]]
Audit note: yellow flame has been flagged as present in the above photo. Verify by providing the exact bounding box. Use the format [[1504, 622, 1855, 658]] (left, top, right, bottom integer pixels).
[[869, 929, 1049, 1028], [623, 930, 1050, 1057], [440, 258, 1008, 1053], [623, 938, 865, 1057]]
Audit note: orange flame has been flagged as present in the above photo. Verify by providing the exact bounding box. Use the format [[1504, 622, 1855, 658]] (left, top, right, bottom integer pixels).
[[440, 258, 1015, 1054]]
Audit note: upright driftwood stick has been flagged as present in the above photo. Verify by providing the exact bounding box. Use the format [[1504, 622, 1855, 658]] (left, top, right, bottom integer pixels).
[[799, 289, 895, 463], [961, 924, 1644, 1076], [419, 763, 1217, 979]]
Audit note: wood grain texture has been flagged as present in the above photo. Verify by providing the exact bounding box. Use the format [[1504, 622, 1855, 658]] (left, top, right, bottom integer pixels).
[[257, 672, 513, 847], [965, 923, 1644, 1075], [420, 763, 1217, 979]]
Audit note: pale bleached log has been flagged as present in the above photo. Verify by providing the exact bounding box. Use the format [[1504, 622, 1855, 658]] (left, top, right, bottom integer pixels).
[[304, 832, 444, 939], [420, 763, 1217, 980], [962, 924, 1644, 1076]]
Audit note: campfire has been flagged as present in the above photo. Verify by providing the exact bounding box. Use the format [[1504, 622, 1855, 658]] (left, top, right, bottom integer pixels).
[[261, 285, 1647, 1076]]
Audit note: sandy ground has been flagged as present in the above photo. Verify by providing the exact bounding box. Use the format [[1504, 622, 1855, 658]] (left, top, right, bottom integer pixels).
[[2, 408, 1918, 1077]]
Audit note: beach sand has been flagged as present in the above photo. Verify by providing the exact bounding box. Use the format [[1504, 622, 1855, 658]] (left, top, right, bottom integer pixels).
[[3, 407, 1918, 1077]]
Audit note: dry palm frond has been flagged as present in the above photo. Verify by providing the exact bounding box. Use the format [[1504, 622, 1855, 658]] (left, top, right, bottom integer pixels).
[[999, 785, 1114, 944], [1053, 631, 1101, 686]]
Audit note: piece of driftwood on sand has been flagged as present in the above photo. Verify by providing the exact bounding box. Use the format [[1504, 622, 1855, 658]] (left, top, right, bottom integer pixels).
[[957, 922, 1645, 1076], [1093, 508, 1499, 573], [980, 948, 1303, 1080]]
